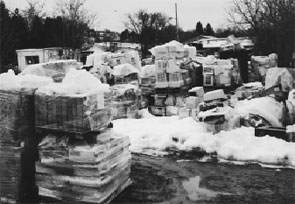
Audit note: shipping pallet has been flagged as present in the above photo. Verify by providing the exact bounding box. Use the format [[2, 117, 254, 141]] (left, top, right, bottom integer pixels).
[[35, 123, 113, 138]]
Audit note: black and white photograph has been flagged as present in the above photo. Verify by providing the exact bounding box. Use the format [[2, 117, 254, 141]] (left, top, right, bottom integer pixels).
[[0, 0, 295, 203]]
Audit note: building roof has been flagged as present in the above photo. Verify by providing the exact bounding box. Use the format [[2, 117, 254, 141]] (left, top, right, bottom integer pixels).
[[16, 47, 63, 52]]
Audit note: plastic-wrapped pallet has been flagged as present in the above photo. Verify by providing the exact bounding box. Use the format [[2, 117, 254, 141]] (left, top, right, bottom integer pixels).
[[0, 70, 52, 203], [35, 69, 112, 133], [36, 131, 132, 204], [111, 84, 139, 119]]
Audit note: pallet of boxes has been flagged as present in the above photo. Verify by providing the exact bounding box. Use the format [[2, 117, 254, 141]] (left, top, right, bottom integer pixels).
[[149, 41, 196, 116], [111, 63, 140, 119], [0, 70, 53, 203], [34, 69, 132, 203], [200, 56, 234, 88], [140, 64, 157, 109], [178, 87, 205, 120]]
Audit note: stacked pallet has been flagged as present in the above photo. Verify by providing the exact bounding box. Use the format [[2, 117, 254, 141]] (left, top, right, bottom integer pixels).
[[0, 71, 52, 203], [36, 130, 132, 203], [111, 84, 139, 119], [149, 41, 195, 116], [34, 69, 131, 203]]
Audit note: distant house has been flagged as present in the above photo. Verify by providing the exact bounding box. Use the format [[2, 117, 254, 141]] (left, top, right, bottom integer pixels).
[[16, 47, 75, 71]]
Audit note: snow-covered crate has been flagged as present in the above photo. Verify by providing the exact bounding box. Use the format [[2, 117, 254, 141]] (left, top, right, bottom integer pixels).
[[203, 115, 241, 134], [35, 90, 112, 134], [155, 72, 168, 88]]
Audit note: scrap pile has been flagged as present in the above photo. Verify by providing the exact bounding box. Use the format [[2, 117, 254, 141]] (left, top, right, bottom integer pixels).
[[148, 41, 196, 116], [34, 69, 132, 203], [0, 70, 52, 203]]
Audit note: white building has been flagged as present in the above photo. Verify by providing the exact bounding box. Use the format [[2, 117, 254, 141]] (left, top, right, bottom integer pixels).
[[16, 47, 72, 71]]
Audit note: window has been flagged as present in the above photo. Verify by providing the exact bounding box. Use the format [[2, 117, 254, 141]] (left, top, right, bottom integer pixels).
[[25, 56, 39, 65]]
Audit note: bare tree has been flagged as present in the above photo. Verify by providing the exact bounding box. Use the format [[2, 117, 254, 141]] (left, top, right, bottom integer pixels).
[[228, 0, 295, 66], [54, 0, 99, 50], [124, 9, 174, 57], [22, 0, 46, 30]]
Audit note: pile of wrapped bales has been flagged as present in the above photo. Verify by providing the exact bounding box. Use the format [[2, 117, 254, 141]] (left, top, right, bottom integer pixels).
[[0, 70, 52, 203], [34, 69, 132, 203]]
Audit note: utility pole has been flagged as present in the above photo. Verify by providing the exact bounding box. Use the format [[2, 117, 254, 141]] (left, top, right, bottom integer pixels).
[[175, 2, 179, 41]]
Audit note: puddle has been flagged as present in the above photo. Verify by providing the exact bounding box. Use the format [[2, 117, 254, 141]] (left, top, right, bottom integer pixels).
[[182, 176, 218, 201]]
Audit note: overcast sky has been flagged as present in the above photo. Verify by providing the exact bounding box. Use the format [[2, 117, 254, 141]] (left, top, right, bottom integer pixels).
[[5, 0, 233, 32]]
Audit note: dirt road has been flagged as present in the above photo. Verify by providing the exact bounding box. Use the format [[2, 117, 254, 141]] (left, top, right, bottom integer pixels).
[[112, 153, 295, 204]]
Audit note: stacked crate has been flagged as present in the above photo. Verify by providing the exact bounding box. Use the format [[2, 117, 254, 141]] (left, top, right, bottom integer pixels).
[[150, 42, 195, 116], [0, 89, 38, 203], [35, 87, 132, 203], [111, 84, 139, 120]]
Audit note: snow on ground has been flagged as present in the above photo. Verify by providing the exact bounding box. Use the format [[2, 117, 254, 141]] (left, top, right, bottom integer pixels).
[[113, 109, 295, 167]]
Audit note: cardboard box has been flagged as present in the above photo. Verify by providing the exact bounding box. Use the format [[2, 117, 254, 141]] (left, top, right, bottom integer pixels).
[[185, 96, 203, 109], [189, 87, 205, 97], [203, 89, 227, 102], [178, 107, 191, 119]]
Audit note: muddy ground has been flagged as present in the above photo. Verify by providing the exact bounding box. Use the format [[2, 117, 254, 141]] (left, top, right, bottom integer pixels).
[[111, 153, 295, 204]]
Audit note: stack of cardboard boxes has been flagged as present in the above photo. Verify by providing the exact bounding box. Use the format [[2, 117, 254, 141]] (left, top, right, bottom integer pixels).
[[149, 41, 196, 116], [178, 87, 204, 119]]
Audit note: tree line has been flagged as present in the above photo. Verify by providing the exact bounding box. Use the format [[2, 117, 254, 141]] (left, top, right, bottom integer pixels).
[[0, 0, 94, 73]]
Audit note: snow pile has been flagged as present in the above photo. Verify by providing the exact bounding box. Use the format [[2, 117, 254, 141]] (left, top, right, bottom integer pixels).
[[243, 82, 263, 88], [113, 64, 139, 76], [0, 69, 53, 91], [113, 113, 295, 167], [235, 97, 283, 127], [38, 69, 109, 95]]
